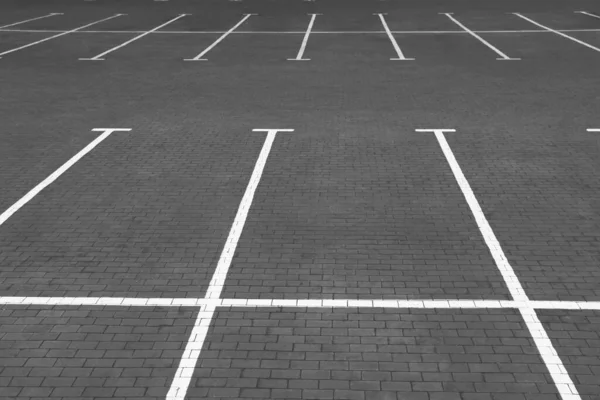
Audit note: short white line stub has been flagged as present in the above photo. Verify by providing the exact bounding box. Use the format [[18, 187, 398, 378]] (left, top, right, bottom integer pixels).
[[0, 128, 131, 227], [184, 14, 254, 61], [587, 128, 600, 132]]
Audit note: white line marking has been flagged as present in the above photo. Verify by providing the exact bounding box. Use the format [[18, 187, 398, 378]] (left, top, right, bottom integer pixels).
[[373, 13, 414, 61], [79, 14, 188, 60], [376, 13, 414, 60], [442, 13, 520, 60], [0, 14, 123, 58], [3, 296, 600, 310], [0, 128, 130, 227], [588, 128, 600, 132], [419, 128, 581, 400], [184, 14, 254, 61], [576, 11, 600, 20], [513, 13, 600, 53], [166, 128, 294, 400], [288, 13, 319, 61], [0, 13, 63, 29]]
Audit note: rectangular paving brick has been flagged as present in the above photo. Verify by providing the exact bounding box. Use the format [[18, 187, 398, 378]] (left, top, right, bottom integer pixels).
[[186, 307, 560, 399], [448, 132, 600, 301], [223, 132, 509, 299], [0, 129, 263, 298], [0, 305, 197, 399], [538, 309, 600, 400]]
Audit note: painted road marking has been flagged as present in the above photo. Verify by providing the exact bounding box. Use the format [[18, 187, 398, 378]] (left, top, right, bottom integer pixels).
[[0, 14, 124, 58], [79, 14, 188, 60], [576, 11, 600, 20], [442, 13, 521, 60], [3, 296, 600, 310], [184, 14, 255, 61], [0, 128, 131, 228], [514, 13, 600, 53], [166, 128, 294, 400], [588, 128, 600, 132], [418, 128, 581, 400], [376, 13, 414, 60], [0, 13, 63, 29], [288, 13, 319, 61]]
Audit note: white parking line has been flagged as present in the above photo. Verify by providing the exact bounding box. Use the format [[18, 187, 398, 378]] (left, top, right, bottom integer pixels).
[[587, 128, 600, 132], [0, 14, 123, 58], [419, 128, 581, 400], [166, 128, 293, 400], [514, 13, 600, 53], [0, 128, 131, 227], [576, 11, 600, 20], [184, 13, 255, 61], [442, 13, 521, 60], [288, 13, 319, 61], [0, 13, 63, 29], [376, 13, 414, 60], [79, 14, 188, 60]]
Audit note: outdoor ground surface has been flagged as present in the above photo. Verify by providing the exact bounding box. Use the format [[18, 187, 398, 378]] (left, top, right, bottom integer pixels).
[[0, 0, 599, 399]]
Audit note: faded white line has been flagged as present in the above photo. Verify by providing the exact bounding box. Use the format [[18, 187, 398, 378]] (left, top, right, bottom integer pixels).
[[184, 13, 254, 61], [288, 13, 319, 61], [0, 13, 63, 29], [80, 14, 188, 60], [514, 13, 600, 53], [166, 128, 293, 400], [576, 11, 600, 20], [0, 14, 123, 58], [420, 128, 581, 400], [442, 13, 520, 60], [0, 128, 131, 227], [376, 13, 414, 60]]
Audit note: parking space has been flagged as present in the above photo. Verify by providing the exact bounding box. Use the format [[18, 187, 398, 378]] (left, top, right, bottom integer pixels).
[[186, 307, 561, 399], [0, 305, 196, 399]]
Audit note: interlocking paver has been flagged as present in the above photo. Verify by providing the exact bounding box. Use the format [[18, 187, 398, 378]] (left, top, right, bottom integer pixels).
[[186, 307, 561, 399], [0, 305, 196, 399]]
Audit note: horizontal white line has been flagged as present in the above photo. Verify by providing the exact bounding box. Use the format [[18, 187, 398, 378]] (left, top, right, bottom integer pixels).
[[2, 28, 600, 34], [588, 128, 600, 132], [1, 297, 600, 310]]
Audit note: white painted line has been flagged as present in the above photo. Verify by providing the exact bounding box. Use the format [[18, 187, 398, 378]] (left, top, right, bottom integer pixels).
[[0, 14, 123, 58], [184, 14, 254, 61], [166, 128, 293, 400], [420, 128, 582, 400], [442, 13, 520, 60], [376, 13, 414, 60], [418, 128, 529, 301], [79, 14, 188, 60], [587, 128, 600, 132], [288, 13, 319, 61], [576, 11, 600, 20], [513, 13, 600, 53], [0, 128, 130, 227], [0, 13, 63, 29]]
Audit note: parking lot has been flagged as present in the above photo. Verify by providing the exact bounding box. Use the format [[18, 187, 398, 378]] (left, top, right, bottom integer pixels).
[[0, 0, 599, 399]]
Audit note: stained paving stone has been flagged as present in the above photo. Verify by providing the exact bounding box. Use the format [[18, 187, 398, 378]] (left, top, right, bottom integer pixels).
[[0, 305, 197, 399], [538, 310, 600, 400], [185, 307, 561, 400]]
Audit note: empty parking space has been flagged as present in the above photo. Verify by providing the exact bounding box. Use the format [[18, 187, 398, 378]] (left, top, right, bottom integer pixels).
[[538, 310, 600, 400], [186, 307, 561, 399], [0, 305, 196, 399]]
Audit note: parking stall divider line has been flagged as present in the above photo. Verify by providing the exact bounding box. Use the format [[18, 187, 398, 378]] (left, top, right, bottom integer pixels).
[[166, 128, 294, 400], [576, 11, 600, 20], [418, 128, 581, 400], [441, 13, 521, 60], [375, 13, 415, 60], [0, 128, 131, 227], [0, 14, 124, 58], [0, 13, 63, 29], [184, 13, 256, 61], [513, 13, 600, 53], [588, 128, 600, 132], [288, 13, 320, 61], [79, 14, 189, 61]]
